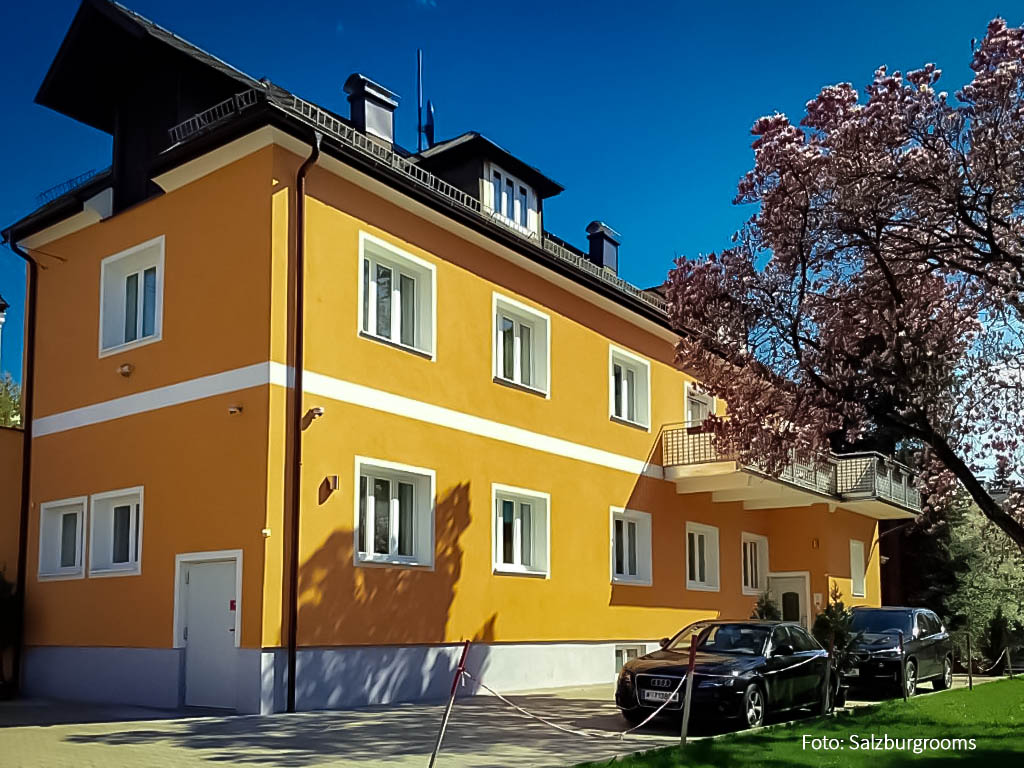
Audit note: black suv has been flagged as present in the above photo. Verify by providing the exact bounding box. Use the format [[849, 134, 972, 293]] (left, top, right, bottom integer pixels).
[[846, 607, 953, 696]]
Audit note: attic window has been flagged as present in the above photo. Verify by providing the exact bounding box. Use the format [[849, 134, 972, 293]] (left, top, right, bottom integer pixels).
[[486, 164, 537, 236]]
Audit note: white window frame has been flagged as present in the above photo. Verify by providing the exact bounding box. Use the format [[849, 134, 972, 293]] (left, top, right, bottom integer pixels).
[[491, 293, 551, 397], [850, 539, 866, 597], [491, 483, 550, 577], [357, 231, 437, 359], [610, 507, 652, 586], [741, 532, 769, 596], [615, 644, 646, 674], [37, 496, 88, 580], [172, 549, 243, 649], [684, 381, 715, 427], [88, 486, 144, 577], [98, 236, 165, 357], [484, 162, 538, 236], [685, 521, 720, 592], [608, 345, 651, 430], [353, 456, 436, 569]]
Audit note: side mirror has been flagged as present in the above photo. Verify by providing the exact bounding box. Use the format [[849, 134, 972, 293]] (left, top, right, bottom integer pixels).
[[773, 643, 795, 657], [659, 637, 671, 649]]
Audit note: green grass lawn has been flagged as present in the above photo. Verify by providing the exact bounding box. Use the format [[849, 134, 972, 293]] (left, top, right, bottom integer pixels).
[[577, 679, 1024, 768]]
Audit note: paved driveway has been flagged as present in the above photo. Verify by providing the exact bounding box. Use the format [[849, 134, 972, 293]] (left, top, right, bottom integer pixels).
[[0, 675, 998, 768]]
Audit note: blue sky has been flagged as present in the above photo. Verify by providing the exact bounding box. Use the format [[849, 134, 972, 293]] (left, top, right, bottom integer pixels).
[[0, 0, 1016, 384]]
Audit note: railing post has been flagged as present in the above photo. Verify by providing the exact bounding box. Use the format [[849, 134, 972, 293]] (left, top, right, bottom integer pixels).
[[679, 635, 697, 746], [967, 633, 974, 691], [899, 631, 908, 701]]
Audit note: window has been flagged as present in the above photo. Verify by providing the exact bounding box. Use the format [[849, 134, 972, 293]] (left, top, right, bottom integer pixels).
[[38, 497, 86, 579], [850, 539, 866, 597], [610, 508, 652, 585], [741, 533, 769, 595], [492, 484, 550, 576], [492, 294, 550, 395], [487, 164, 537, 235], [685, 383, 714, 427], [99, 236, 164, 354], [89, 488, 143, 576], [609, 346, 651, 429], [686, 522, 720, 591], [787, 625, 821, 651], [355, 457, 434, 566], [358, 232, 436, 357], [615, 645, 645, 673]]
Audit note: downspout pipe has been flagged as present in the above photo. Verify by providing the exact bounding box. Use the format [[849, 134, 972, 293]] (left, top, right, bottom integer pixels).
[[286, 132, 322, 714], [2, 235, 38, 698]]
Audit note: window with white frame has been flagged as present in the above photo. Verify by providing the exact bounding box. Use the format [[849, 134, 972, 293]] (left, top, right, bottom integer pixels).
[[741, 533, 769, 595], [486, 164, 537, 235], [89, 488, 143, 575], [611, 508, 652, 585], [615, 645, 645, 674], [492, 485, 549, 576], [359, 233, 436, 357], [609, 346, 650, 428], [493, 294, 550, 394], [356, 458, 434, 566], [850, 539, 866, 597], [99, 237, 164, 354], [38, 497, 86, 578], [686, 521, 720, 591], [685, 382, 714, 427]]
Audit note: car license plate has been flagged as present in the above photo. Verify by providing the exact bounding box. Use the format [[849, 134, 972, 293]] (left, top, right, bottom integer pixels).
[[643, 689, 678, 704], [845, 667, 859, 677]]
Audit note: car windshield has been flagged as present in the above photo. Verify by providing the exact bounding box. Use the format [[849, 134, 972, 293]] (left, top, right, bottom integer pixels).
[[667, 623, 770, 655], [851, 611, 913, 636]]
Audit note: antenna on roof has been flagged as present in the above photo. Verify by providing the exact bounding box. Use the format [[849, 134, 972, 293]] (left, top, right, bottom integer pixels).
[[416, 49, 437, 150], [417, 49, 424, 152]]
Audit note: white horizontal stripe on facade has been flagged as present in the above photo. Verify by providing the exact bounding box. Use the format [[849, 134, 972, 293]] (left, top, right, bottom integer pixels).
[[32, 362, 279, 437], [32, 362, 664, 479]]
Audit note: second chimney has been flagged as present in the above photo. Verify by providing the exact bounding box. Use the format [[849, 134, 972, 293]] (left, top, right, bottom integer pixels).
[[586, 221, 620, 274], [344, 73, 400, 144]]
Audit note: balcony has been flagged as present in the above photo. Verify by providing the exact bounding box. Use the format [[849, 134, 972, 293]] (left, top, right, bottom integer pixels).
[[661, 425, 921, 519]]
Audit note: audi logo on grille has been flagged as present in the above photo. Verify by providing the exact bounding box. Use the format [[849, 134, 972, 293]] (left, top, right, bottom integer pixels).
[[650, 677, 674, 689]]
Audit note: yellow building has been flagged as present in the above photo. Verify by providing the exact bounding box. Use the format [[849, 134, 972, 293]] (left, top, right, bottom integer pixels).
[[2, 0, 919, 713]]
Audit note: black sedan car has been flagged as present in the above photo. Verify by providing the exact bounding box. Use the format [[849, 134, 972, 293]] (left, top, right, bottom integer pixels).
[[616, 620, 835, 729], [846, 607, 953, 696]]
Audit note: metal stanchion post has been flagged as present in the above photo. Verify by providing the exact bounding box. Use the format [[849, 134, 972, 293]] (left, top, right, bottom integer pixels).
[[679, 636, 697, 746], [967, 634, 973, 691], [898, 631, 908, 701], [1007, 645, 1015, 679], [428, 640, 471, 768], [821, 633, 834, 716]]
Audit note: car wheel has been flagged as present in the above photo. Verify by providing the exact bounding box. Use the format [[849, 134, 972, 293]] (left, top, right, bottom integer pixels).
[[903, 659, 918, 697], [933, 656, 953, 691], [742, 683, 765, 729]]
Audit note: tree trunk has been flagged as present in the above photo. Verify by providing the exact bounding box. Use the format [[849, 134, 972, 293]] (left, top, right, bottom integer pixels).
[[927, 434, 1024, 549]]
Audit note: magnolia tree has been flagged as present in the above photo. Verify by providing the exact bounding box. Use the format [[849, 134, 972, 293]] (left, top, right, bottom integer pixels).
[[667, 19, 1024, 547]]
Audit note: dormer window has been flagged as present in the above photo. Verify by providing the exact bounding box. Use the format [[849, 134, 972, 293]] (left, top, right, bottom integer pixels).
[[486, 164, 537, 236]]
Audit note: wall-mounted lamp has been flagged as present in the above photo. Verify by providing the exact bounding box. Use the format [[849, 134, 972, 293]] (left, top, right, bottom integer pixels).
[[228, 405, 244, 415], [117, 363, 134, 377], [811, 538, 820, 550], [327, 475, 339, 491], [310, 406, 325, 419], [261, 528, 272, 538]]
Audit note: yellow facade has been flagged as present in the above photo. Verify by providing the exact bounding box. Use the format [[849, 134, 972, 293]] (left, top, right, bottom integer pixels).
[[20, 140, 883, 659]]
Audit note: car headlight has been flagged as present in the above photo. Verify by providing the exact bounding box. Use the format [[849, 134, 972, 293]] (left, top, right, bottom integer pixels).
[[618, 669, 633, 687], [872, 649, 902, 658], [698, 677, 735, 688]]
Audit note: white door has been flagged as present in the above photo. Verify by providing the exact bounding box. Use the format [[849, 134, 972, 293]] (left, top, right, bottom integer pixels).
[[184, 560, 238, 708], [768, 575, 808, 628]]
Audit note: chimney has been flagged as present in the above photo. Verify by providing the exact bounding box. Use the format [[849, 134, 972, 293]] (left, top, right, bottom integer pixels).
[[586, 221, 620, 274], [344, 73, 400, 144]]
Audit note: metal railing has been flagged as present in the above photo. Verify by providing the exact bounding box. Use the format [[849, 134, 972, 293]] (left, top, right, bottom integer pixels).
[[166, 88, 669, 317], [167, 89, 260, 145], [661, 425, 921, 511], [835, 453, 922, 510], [36, 167, 110, 206]]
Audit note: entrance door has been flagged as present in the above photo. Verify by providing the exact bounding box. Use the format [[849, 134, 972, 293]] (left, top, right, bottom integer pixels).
[[768, 575, 808, 628], [184, 560, 237, 708]]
